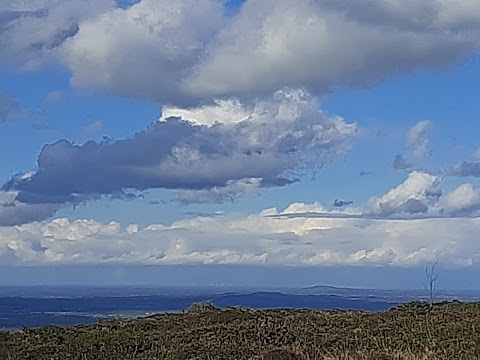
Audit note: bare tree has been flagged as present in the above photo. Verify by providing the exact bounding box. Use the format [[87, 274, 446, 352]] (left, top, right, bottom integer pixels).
[[423, 259, 439, 304]]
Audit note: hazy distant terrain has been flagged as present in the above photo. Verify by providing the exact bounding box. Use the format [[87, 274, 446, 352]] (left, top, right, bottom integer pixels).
[[2, 286, 479, 329]]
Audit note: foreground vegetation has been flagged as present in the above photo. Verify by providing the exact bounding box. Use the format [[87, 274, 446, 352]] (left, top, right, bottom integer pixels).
[[1, 301, 479, 360]]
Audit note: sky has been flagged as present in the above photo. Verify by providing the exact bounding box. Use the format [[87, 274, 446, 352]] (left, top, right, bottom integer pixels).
[[1, 0, 480, 289]]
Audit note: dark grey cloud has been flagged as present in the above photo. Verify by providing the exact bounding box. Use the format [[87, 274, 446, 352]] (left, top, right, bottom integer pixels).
[[1, 100, 355, 223], [177, 177, 299, 205], [393, 154, 412, 170], [32, 23, 79, 51], [394, 198, 429, 214], [0, 192, 60, 226], [3, 119, 201, 204], [444, 161, 480, 177], [333, 199, 354, 207], [0, 202, 59, 226], [318, 0, 480, 35], [177, 178, 262, 205]]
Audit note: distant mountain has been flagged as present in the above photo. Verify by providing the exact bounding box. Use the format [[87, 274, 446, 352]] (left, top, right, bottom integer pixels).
[[293, 284, 480, 302], [1, 285, 478, 329], [1, 290, 397, 329]]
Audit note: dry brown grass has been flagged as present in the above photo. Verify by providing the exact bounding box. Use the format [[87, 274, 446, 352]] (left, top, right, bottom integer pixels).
[[260, 348, 437, 360]]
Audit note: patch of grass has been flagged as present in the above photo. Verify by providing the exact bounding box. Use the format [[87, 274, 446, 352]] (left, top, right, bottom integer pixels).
[[1, 301, 479, 360]]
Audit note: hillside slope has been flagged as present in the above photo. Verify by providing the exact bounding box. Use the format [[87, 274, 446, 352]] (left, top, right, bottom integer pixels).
[[1, 301, 479, 360]]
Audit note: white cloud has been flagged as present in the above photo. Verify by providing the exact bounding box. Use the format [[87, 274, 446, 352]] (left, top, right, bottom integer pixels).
[[160, 99, 252, 126], [185, 0, 480, 101], [365, 171, 441, 216], [3, 172, 480, 267], [82, 120, 104, 136], [0, 0, 115, 69], [44, 90, 63, 104], [282, 202, 328, 214], [439, 183, 480, 217], [2, 0, 474, 105], [407, 120, 432, 161], [393, 120, 433, 169], [473, 148, 480, 161], [62, 0, 224, 105], [1, 203, 478, 267], [363, 171, 480, 218]]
